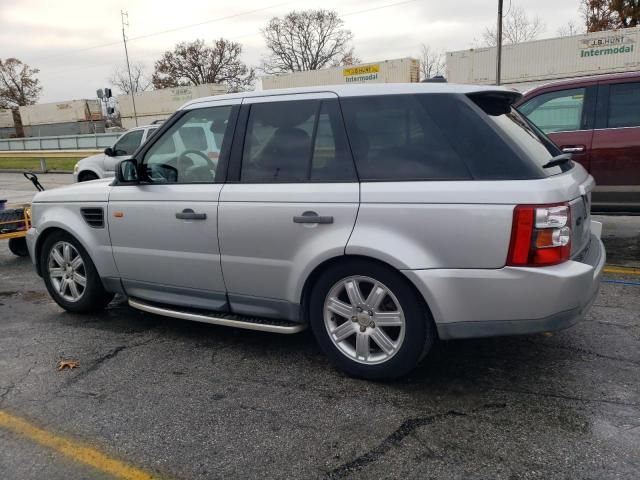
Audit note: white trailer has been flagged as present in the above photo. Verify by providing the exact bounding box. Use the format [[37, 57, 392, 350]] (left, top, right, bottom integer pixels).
[[261, 58, 420, 90], [18, 100, 104, 137], [118, 84, 226, 129], [0, 109, 16, 139], [447, 26, 640, 91]]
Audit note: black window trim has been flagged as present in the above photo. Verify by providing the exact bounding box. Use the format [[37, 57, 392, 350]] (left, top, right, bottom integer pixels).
[[114, 105, 240, 186]]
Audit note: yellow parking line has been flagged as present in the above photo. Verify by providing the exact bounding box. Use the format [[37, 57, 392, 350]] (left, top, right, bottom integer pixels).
[[0, 410, 159, 480], [604, 266, 640, 276]]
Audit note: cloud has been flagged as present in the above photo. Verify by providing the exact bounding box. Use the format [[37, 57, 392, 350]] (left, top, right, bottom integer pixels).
[[1, 0, 585, 102]]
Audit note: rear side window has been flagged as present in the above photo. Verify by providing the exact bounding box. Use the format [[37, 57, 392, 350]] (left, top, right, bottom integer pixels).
[[518, 88, 586, 133], [340, 95, 471, 181], [342, 94, 557, 181], [241, 99, 356, 182], [607, 82, 640, 128]]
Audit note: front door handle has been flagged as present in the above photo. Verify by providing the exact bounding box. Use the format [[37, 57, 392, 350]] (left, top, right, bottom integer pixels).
[[293, 211, 333, 224], [562, 145, 585, 153], [176, 208, 207, 220]]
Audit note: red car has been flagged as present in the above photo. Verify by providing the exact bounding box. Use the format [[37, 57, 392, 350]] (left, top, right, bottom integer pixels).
[[517, 72, 640, 213]]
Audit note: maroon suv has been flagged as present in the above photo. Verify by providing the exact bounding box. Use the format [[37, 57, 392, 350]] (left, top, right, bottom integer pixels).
[[517, 72, 640, 212]]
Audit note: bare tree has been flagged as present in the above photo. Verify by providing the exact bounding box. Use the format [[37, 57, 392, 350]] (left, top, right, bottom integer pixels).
[[152, 39, 254, 93], [481, 5, 546, 47], [0, 58, 42, 108], [557, 20, 585, 37], [581, 0, 639, 32], [261, 9, 357, 74], [419, 44, 445, 80], [109, 62, 151, 95]]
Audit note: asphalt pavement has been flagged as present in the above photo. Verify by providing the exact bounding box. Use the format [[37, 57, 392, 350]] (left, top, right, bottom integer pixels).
[[0, 172, 639, 479]]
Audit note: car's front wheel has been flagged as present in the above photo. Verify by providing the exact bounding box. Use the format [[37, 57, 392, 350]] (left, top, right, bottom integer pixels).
[[40, 231, 114, 313], [309, 259, 435, 379]]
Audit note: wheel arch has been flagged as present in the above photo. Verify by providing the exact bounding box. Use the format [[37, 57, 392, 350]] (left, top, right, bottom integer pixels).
[[33, 213, 118, 282], [78, 169, 101, 182], [299, 254, 438, 328]]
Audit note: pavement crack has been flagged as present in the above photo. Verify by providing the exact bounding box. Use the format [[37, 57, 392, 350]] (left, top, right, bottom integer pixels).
[[62, 337, 156, 388], [324, 410, 467, 479]]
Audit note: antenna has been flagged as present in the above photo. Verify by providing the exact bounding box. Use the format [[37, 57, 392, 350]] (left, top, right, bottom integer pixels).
[[121, 10, 139, 127]]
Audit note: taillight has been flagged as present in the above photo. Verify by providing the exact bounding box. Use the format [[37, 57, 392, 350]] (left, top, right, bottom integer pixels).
[[507, 203, 571, 267]]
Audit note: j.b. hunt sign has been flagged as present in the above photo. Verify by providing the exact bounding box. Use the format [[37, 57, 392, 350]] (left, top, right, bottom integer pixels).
[[580, 33, 635, 58]]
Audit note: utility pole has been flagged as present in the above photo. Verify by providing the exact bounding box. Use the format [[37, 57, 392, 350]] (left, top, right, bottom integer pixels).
[[496, 0, 503, 86], [121, 10, 138, 126]]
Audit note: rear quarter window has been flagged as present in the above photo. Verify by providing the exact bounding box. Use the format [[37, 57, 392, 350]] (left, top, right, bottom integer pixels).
[[341, 93, 560, 181], [340, 95, 471, 181]]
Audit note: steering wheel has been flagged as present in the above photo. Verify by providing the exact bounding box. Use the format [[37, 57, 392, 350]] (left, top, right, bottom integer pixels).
[[177, 149, 217, 182], [178, 150, 215, 168]]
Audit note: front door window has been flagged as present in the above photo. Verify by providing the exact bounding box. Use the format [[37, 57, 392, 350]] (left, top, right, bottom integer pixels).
[[142, 106, 234, 184]]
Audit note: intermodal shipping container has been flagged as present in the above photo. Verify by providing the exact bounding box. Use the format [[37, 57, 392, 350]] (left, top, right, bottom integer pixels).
[[19, 100, 102, 126], [118, 83, 226, 125], [261, 58, 420, 90], [446, 26, 640, 90]]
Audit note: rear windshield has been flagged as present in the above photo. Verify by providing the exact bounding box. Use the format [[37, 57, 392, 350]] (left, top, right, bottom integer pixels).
[[340, 93, 568, 181]]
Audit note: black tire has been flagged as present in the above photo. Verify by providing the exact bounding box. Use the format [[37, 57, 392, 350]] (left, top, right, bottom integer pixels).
[[79, 171, 99, 182], [8, 237, 29, 257], [309, 259, 436, 380], [40, 231, 114, 313]]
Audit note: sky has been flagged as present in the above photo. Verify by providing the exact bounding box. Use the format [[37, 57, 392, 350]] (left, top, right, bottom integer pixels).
[[0, 0, 583, 102]]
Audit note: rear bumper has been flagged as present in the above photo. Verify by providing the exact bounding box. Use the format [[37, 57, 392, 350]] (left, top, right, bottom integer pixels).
[[403, 224, 605, 340]]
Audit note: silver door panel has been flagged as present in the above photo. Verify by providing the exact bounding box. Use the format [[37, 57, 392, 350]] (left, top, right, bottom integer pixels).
[[218, 184, 359, 304]]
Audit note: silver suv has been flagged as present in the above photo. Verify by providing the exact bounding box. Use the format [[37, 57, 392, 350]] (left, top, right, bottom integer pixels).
[[26, 84, 605, 379]]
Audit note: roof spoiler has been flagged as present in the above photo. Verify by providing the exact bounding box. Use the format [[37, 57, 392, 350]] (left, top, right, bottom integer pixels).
[[466, 90, 522, 116]]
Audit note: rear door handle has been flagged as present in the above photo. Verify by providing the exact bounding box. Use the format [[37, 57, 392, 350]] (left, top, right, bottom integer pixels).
[[561, 145, 585, 153], [176, 208, 207, 220], [293, 211, 333, 224]]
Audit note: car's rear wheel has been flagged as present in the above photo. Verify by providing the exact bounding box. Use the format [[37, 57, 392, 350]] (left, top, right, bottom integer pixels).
[[309, 259, 435, 379], [40, 231, 114, 313], [79, 171, 99, 182]]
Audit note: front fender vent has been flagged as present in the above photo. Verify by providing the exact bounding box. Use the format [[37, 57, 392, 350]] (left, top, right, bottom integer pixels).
[[81, 207, 104, 228]]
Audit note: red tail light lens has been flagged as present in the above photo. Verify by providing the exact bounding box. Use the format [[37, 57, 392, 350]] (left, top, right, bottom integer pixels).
[[507, 203, 571, 267]]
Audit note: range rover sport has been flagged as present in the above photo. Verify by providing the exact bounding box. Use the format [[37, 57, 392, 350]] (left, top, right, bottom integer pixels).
[[26, 84, 605, 379]]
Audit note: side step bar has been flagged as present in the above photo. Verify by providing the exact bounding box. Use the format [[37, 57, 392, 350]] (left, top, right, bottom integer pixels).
[[128, 298, 307, 334]]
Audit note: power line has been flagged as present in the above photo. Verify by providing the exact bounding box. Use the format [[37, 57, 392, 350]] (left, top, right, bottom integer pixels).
[[31, 0, 423, 65], [28, 1, 298, 63]]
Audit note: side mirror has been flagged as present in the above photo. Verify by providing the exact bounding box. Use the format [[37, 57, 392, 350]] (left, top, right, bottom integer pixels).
[[104, 147, 114, 157], [116, 158, 139, 184]]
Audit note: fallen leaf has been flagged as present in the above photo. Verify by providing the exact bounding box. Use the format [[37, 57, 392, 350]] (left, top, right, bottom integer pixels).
[[542, 332, 553, 337], [57, 359, 79, 371]]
